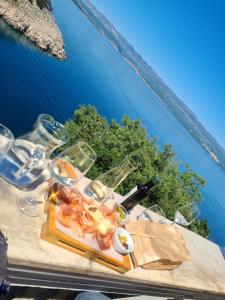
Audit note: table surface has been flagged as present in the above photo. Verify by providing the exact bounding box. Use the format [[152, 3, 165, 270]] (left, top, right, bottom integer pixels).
[[1, 176, 225, 298]]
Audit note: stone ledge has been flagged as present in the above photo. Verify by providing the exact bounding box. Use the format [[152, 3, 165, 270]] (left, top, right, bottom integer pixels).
[[0, 176, 225, 296]]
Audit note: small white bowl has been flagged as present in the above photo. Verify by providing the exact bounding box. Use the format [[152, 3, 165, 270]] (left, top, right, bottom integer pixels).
[[113, 227, 134, 255]]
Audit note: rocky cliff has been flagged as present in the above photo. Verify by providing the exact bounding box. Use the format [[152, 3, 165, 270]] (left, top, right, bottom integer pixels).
[[0, 0, 66, 60]]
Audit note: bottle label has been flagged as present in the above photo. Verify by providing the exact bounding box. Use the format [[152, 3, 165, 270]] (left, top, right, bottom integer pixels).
[[122, 186, 138, 201]]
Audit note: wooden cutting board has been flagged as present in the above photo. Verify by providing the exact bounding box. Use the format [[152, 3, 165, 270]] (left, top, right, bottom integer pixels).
[[41, 202, 131, 273]]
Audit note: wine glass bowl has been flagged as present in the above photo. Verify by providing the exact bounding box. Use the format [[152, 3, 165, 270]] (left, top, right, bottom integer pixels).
[[137, 209, 152, 221], [137, 204, 165, 221], [17, 141, 96, 217], [50, 141, 97, 186], [149, 204, 166, 217], [174, 202, 200, 226]]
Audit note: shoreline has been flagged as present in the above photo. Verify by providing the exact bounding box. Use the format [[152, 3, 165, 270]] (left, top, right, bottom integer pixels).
[[0, 0, 66, 60]]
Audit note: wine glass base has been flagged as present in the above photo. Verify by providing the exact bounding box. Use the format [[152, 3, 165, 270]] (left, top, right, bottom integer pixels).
[[17, 195, 42, 217], [137, 211, 152, 221]]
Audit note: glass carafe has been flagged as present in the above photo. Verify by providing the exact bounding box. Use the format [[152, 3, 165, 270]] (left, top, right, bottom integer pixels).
[[86, 156, 137, 202], [0, 124, 14, 159], [20, 114, 69, 157], [0, 114, 69, 189]]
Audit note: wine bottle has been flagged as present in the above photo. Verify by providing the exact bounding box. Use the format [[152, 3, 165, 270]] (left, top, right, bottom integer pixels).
[[120, 177, 160, 211]]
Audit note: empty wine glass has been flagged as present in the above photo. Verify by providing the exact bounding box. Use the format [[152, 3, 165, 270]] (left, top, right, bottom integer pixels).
[[137, 201, 200, 227], [137, 204, 165, 221], [173, 202, 200, 226], [17, 141, 97, 217]]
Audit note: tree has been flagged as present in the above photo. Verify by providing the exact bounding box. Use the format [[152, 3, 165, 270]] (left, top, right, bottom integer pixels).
[[64, 105, 210, 238]]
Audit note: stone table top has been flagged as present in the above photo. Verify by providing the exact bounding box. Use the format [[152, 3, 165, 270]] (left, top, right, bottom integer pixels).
[[0, 177, 225, 296]]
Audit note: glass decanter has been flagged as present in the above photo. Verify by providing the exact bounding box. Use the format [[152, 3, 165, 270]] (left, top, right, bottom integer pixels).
[[20, 114, 68, 158], [0, 124, 14, 159], [86, 156, 137, 202], [0, 114, 69, 189]]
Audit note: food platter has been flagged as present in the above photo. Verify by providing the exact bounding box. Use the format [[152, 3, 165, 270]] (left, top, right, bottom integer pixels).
[[41, 185, 131, 273]]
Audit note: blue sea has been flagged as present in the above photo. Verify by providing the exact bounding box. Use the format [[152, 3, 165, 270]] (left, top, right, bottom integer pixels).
[[0, 0, 224, 246]]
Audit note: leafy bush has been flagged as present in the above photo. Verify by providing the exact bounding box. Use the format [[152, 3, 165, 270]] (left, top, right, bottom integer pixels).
[[64, 105, 210, 238]]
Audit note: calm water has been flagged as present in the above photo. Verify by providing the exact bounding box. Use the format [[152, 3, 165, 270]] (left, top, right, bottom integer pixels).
[[0, 0, 225, 246]]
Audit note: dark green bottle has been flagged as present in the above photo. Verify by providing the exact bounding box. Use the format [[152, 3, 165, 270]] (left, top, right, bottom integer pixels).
[[120, 177, 160, 211]]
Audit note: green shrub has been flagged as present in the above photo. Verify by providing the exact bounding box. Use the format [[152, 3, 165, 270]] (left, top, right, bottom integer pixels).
[[64, 105, 210, 238]]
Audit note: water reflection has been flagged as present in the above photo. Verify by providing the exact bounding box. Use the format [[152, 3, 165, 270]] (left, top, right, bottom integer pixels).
[[0, 17, 42, 54]]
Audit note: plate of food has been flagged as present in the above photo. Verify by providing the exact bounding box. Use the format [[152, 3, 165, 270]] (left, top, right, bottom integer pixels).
[[42, 184, 132, 273]]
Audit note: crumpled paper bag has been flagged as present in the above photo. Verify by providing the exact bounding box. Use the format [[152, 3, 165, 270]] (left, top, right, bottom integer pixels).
[[126, 221, 190, 270]]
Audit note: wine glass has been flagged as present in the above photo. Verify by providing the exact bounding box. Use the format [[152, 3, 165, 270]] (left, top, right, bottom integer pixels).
[[17, 141, 97, 217], [50, 141, 97, 186], [137, 204, 165, 221], [173, 202, 200, 226]]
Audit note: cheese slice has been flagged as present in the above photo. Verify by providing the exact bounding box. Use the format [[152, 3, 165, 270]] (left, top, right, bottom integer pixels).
[[83, 203, 113, 235]]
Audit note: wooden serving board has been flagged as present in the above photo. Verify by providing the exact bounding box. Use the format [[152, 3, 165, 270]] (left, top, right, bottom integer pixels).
[[41, 203, 131, 274]]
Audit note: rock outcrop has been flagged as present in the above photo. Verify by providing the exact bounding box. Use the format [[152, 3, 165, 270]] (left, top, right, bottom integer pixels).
[[0, 0, 66, 60]]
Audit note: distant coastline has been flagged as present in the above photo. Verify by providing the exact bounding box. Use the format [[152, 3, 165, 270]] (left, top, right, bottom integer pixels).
[[0, 0, 66, 60], [72, 0, 225, 171], [202, 144, 220, 164]]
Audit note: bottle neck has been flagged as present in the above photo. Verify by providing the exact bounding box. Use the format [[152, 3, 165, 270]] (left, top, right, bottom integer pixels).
[[139, 177, 160, 192], [121, 177, 160, 211]]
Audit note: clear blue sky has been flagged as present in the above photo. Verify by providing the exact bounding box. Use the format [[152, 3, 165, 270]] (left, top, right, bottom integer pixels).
[[92, 0, 225, 148]]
